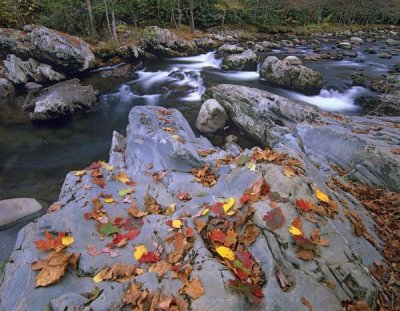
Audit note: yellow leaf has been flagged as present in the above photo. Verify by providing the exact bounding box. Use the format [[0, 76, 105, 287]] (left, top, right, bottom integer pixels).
[[93, 269, 107, 283], [288, 225, 302, 236], [172, 220, 182, 229], [116, 172, 130, 184], [61, 236, 74, 246], [134, 245, 148, 260], [283, 165, 296, 178], [164, 203, 176, 215], [201, 208, 209, 216], [74, 170, 85, 177], [100, 161, 113, 171], [246, 162, 256, 171], [223, 197, 235, 213], [104, 197, 115, 204], [315, 188, 330, 203], [216, 246, 235, 261]]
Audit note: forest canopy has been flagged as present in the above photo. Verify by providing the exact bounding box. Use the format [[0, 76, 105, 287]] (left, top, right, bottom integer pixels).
[[1, 0, 400, 36]]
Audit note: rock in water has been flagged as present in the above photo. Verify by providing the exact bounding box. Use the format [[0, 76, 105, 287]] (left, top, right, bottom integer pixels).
[[217, 43, 245, 55], [0, 198, 42, 229], [221, 49, 257, 71], [29, 79, 97, 121], [0, 25, 96, 73], [260, 56, 324, 94], [195, 99, 228, 133]]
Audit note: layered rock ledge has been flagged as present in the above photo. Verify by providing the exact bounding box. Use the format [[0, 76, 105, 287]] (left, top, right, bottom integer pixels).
[[1, 86, 399, 310]]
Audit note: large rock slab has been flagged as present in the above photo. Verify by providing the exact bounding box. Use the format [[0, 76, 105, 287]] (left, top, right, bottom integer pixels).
[[28, 78, 97, 121], [0, 104, 386, 311], [0, 198, 42, 229], [0, 25, 96, 73], [260, 56, 324, 95]]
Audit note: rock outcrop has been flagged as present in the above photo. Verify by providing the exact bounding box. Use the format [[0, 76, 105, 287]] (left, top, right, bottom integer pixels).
[[1, 94, 397, 309], [27, 79, 97, 121], [221, 49, 257, 71], [260, 56, 324, 95], [4, 54, 65, 85], [141, 26, 198, 57], [0, 25, 96, 73]]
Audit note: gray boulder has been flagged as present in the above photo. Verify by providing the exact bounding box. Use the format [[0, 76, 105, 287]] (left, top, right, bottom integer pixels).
[[386, 38, 399, 46], [350, 37, 363, 44], [141, 26, 198, 57], [338, 41, 352, 49], [4, 54, 65, 85], [284, 55, 302, 65], [217, 43, 245, 55], [356, 91, 400, 116], [195, 99, 228, 133], [221, 49, 257, 71], [260, 56, 324, 94], [195, 37, 218, 51], [0, 25, 96, 73], [28, 79, 97, 121], [379, 52, 392, 59], [0, 78, 14, 96], [0, 198, 42, 229], [342, 50, 358, 58]]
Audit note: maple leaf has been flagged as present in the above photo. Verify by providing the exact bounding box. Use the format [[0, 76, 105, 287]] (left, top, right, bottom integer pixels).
[[118, 188, 134, 196], [288, 217, 304, 237], [148, 260, 172, 276], [192, 164, 218, 187], [128, 204, 148, 218], [193, 219, 207, 233], [152, 171, 167, 182], [223, 197, 235, 213], [139, 252, 161, 263], [32, 250, 80, 287], [228, 279, 264, 304], [263, 208, 285, 231], [134, 245, 148, 260], [240, 193, 253, 205], [144, 195, 161, 214], [236, 155, 251, 166], [34, 231, 69, 251], [296, 248, 315, 260], [283, 165, 296, 178], [47, 202, 62, 213], [179, 278, 205, 299], [94, 263, 137, 283], [177, 192, 192, 201], [301, 296, 313, 311], [209, 202, 224, 215], [87, 244, 100, 256]]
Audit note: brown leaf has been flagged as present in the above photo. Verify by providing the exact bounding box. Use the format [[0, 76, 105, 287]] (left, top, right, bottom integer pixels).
[[301, 296, 313, 311], [283, 165, 296, 178], [33, 251, 79, 287], [47, 202, 62, 213], [145, 195, 161, 214], [192, 164, 218, 187], [128, 203, 148, 218], [240, 223, 260, 246], [391, 147, 400, 154], [152, 171, 167, 182], [101, 263, 138, 283], [148, 261, 172, 277], [193, 219, 207, 233], [180, 278, 205, 299], [177, 191, 192, 201], [296, 249, 315, 261]]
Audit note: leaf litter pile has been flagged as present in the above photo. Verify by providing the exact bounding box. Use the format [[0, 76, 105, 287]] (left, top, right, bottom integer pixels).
[[27, 108, 395, 310]]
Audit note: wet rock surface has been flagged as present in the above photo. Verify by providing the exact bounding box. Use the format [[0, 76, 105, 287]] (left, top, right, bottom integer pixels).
[[0, 198, 42, 229], [221, 49, 257, 71], [1, 97, 398, 310], [27, 78, 98, 122], [259, 56, 324, 95]]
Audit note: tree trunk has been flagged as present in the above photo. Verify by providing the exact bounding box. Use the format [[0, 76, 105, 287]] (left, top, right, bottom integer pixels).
[[111, 2, 118, 41], [104, 0, 113, 38], [189, 0, 195, 33], [177, 0, 182, 28], [86, 0, 96, 36]]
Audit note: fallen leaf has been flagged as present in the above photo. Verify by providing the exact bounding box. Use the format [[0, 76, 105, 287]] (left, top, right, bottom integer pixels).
[[134, 245, 148, 261], [99, 161, 113, 171], [118, 188, 134, 196], [34, 231, 64, 251], [47, 202, 62, 213], [128, 204, 148, 218], [216, 246, 235, 261], [99, 223, 120, 236], [74, 170, 85, 177], [296, 248, 315, 260], [315, 189, 330, 203], [391, 147, 400, 154], [223, 197, 235, 213], [104, 197, 115, 204], [177, 192, 192, 201], [228, 278, 264, 304], [164, 203, 176, 215], [87, 244, 100, 256], [32, 250, 80, 287], [283, 165, 296, 178], [180, 278, 205, 299], [301, 296, 313, 311], [172, 219, 183, 229], [193, 219, 207, 233], [295, 199, 313, 212], [138, 251, 161, 263], [263, 208, 285, 231], [61, 236, 74, 247], [240, 223, 260, 246], [144, 195, 161, 214]]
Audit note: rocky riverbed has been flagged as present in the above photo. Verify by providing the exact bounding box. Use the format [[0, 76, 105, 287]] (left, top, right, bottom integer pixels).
[[0, 24, 399, 310]]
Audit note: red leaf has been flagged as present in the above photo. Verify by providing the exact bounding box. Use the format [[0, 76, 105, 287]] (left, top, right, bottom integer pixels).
[[240, 193, 253, 205], [124, 229, 140, 241], [177, 191, 192, 201], [263, 207, 285, 231], [209, 202, 224, 215], [113, 217, 124, 226], [235, 250, 252, 269], [228, 279, 264, 304], [296, 199, 312, 212], [34, 231, 63, 251], [185, 227, 194, 237], [139, 251, 161, 263], [210, 229, 226, 244]]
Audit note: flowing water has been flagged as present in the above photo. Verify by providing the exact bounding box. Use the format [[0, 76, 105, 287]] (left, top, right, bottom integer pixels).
[[0, 42, 398, 260]]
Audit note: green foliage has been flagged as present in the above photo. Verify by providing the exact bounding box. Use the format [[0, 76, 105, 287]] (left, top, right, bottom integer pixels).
[[1, 0, 399, 36]]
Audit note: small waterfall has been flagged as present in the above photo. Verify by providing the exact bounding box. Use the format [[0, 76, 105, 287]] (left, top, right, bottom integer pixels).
[[289, 87, 369, 112]]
